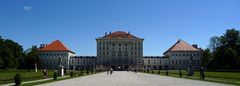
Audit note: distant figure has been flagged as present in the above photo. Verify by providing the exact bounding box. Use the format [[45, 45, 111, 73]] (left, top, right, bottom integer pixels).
[[200, 67, 205, 80], [107, 68, 110, 75], [179, 69, 182, 77], [110, 68, 113, 75], [43, 67, 48, 78]]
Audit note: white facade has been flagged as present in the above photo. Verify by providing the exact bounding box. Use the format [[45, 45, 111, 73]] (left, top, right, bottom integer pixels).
[[39, 51, 75, 69], [164, 51, 202, 69], [96, 31, 144, 70]]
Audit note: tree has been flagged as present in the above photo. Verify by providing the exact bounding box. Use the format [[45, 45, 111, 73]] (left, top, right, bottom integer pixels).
[[209, 36, 221, 52], [0, 46, 15, 69], [0, 36, 24, 69], [209, 28, 240, 69], [201, 49, 213, 67], [220, 28, 240, 49], [25, 46, 39, 71], [4, 39, 23, 68], [0, 56, 3, 68]]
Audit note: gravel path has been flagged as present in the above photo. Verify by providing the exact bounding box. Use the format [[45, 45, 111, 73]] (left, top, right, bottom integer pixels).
[[39, 71, 231, 86]]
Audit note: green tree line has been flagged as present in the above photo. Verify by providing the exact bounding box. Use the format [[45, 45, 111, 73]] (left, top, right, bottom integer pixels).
[[0, 36, 39, 70], [202, 28, 240, 69]]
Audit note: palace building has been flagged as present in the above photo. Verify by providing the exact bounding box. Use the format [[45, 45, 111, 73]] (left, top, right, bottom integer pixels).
[[38, 31, 202, 70], [96, 31, 144, 70], [38, 40, 76, 69]]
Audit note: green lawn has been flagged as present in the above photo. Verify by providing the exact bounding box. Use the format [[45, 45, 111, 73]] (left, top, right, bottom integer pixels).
[[0, 69, 98, 86], [22, 71, 98, 86], [145, 70, 240, 86], [0, 69, 54, 85]]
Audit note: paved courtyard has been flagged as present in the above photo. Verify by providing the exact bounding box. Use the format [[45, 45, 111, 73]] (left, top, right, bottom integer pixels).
[[39, 71, 230, 86]]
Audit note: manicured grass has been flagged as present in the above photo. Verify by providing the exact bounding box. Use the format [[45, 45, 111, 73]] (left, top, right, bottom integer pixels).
[[0, 69, 54, 85], [21, 70, 99, 86], [144, 70, 240, 86]]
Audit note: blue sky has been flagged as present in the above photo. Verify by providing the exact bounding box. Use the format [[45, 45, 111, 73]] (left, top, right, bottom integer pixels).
[[0, 0, 239, 56]]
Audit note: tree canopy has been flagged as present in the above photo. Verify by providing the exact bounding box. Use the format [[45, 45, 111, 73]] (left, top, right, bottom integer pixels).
[[0, 37, 24, 69], [207, 28, 240, 69]]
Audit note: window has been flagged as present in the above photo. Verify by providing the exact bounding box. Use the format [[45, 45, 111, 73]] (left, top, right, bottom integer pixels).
[[112, 43, 115, 46], [119, 43, 121, 46], [125, 43, 127, 46], [148, 60, 150, 64]]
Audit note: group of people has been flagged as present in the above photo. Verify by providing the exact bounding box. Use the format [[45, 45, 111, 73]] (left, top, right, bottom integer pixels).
[[106, 68, 114, 75]]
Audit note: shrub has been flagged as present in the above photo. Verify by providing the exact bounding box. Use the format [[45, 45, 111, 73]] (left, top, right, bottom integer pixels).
[[80, 71, 83, 76], [86, 70, 89, 75], [70, 71, 74, 77], [14, 73, 21, 86], [53, 71, 58, 80]]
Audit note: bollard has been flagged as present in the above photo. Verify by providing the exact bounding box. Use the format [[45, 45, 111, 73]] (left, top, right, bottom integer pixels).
[[179, 71, 182, 77]]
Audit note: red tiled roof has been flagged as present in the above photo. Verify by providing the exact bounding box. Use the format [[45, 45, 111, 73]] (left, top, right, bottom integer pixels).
[[164, 39, 200, 54], [102, 31, 139, 38], [39, 40, 75, 53]]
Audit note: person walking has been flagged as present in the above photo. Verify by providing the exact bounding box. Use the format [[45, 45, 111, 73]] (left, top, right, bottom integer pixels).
[[200, 67, 205, 80], [107, 68, 109, 75], [110, 68, 113, 75]]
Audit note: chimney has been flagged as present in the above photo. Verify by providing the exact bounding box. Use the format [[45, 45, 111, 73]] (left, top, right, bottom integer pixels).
[[40, 44, 47, 49], [105, 32, 107, 36], [192, 44, 198, 49]]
